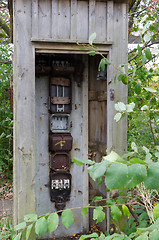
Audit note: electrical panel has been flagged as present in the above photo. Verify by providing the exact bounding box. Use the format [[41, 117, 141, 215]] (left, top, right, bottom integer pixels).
[[49, 58, 74, 210]]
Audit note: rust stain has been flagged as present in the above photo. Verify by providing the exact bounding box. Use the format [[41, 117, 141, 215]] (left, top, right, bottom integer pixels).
[[40, 163, 46, 166], [40, 117, 42, 121], [40, 89, 42, 93], [75, 104, 77, 110], [73, 139, 77, 148], [40, 153, 42, 157], [40, 187, 42, 192], [74, 148, 80, 151]]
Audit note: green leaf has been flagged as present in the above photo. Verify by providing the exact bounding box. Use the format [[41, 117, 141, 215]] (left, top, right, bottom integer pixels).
[[35, 217, 47, 237], [105, 163, 128, 190], [144, 87, 157, 93], [61, 209, 74, 229], [144, 32, 151, 43], [93, 206, 105, 224], [141, 105, 149, 111], [79, 233, 98, 240], [110, 205, 122, 221], [131, 142, 138, 153], [99, 233, 107, 240], [117, 197, 125, 205], [26, 224, 33, 240], [72, 157, 94, 166], [24, 214, 37, 222], [92, 196, 103, 203], [142, 54, 146, 65], [153, 205, 159, 220], [97, 177, 103, 185], [114, 113, 122, 122], [87, 161, 108, 181], [144, 163, 159, 190], [88, 50, 96, 56], [47, 212, 59, 233], [115, 102, 126, 112], [118, 73, 127, 85], [81, 205, 89, 216], [89, 32, 96, 45], [79, 46, 87, 51], [106, 199, 115, 206], [126, 102, 135, 112], [137, 44, 142, 55], [14, 221, 26, 231], [135, 83, 141, 94], [99, 58, 111, 71], [149, 230, 159, 240], [122, 152, 135, 159], [155, 152, 159, 160], [126, 164, 147, 189], [136, 231, 149, 240], [122, 205, 130, 217], [13, 233, 22, 240], [144, 48, 152, 60], [129, 158, 146, 165], [103, 151, 126, 164]]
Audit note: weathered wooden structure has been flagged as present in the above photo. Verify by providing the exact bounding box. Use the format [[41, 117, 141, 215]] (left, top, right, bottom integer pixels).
[[13, 0, 128, 238]]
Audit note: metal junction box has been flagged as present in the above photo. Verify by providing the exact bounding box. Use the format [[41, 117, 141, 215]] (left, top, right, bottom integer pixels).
[[50, 77, 72, 113], [50, 114, 70, 133], [50, 152, 70, 171], [50, 172, 72, 210], [49, 134, 73, 152]]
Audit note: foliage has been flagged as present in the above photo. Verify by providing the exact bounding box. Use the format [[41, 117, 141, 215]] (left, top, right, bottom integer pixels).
[[1, 0, 159, 239], [0, 216, 15, 239], [0, 41, 13, 178], [0, 0, 13, 178], [0, 0, 10, 39]]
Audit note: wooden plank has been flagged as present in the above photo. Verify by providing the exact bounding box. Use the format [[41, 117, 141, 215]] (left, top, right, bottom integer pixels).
[[88, 90, 107, 101], [57, 0, 71, 39], [70, 0, 77, 40], [13, 0, 36, 231], [88, 91, 98, 101], [31, 38, 113, 45], [31, 0, 39, 38], [81, 55, 89, 230], [111, 3, 128, 155], [77, 1, 89, 40], [89, 0, 96, 36], [107, 1, 114, 42], [51, 97, 70, 104], [51, 77, 71, 86], [38, 0, 51, 38], [51, 0, 58, 39], [95, 1, 107, 41]]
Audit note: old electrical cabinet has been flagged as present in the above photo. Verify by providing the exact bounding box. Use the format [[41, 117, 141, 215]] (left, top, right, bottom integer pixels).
[[13, 0, 129, 239]]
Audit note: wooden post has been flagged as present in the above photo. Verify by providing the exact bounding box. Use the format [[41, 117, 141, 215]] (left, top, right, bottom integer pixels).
[[13, 0, 36, 225]]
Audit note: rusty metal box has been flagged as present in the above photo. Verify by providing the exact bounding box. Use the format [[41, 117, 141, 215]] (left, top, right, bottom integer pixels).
[[50, 77, 72, 113], [50, 172, 72, 209], [49, 134, 73, 152], [50, 152, 70, 171]]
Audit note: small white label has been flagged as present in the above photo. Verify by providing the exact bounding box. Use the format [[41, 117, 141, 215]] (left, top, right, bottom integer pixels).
[[51, 179, 70, 190]]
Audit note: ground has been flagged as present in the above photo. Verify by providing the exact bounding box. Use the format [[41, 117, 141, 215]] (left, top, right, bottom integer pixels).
[[0, 175, 13, 218]]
